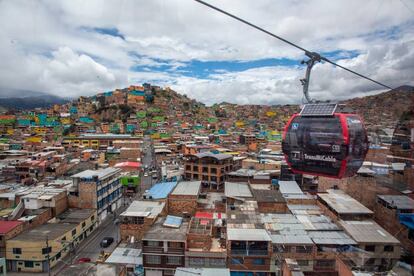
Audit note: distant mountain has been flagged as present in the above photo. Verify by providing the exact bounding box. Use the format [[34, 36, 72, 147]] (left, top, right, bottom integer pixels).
[[0, 88, 69, 110]]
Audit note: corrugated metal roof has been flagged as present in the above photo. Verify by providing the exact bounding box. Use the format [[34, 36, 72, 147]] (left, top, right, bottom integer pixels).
[[271, 234, 313, 245], [308, 231, 356, 245], [147, 181, 178, 199], [120, 201, 165, 218], [105, 247, 142, 265], [339, 220, 400, 244], [317, 190, 373, 215], [225, 182, 252, 198], [377, 195, 414, 210], [175, 268, 230, 276], [171, 181, 200, 196], [71, 167, 121, 180], [227, 228, 271, 241], [278, 181, 303, 194]]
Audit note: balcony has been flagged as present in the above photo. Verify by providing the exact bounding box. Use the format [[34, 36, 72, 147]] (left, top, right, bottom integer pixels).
[[142, 246, 185, 255], [230, 249, 268, 256], [143, 246, 163, 253]]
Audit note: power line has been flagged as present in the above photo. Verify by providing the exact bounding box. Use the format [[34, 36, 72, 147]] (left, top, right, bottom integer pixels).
[[192, 0, 394, 90]]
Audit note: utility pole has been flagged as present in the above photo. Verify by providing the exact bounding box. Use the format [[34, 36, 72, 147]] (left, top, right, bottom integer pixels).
[[46, 236, 51, 276]]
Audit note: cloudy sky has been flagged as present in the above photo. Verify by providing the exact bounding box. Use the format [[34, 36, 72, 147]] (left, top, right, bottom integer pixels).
[[0, 0, 413, 105]]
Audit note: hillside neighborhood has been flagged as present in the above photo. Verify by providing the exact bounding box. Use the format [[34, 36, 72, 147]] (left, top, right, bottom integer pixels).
[[0, 83, 411, 275]]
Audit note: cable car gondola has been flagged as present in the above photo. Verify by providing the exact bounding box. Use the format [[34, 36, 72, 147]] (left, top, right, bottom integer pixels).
[[282, 103, 369, 178], [280, 52, 369, 179]]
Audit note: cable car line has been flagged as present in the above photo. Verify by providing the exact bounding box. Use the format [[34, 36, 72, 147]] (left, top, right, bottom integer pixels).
[[192, 0, 393, 91]]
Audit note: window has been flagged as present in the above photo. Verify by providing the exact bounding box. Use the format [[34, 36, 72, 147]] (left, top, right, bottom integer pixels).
[[315, 260, 335, 268], [297, 260, 309, 266], [231, 258, 244, 265], [42, 247, 51, 255], [146, 240, 160, 247], [365, 245, 376, 252], [365, 258, 375, 265], [82, 222, 86, 228], [384, 245, 394, 252], [296, 245, 312, 253], [252, 259, 265, 265], [145, 255, 161, 264], [134, 217, 144, 225], [209, 258, 225, 267], [189, 257, 204, 266], [24, 261, 34, 268], [62, 236, 66, 241], [166, 256, 182, 265], [169, 242, 183, 248], [13, 248, 22, 254], [91, 215, 95, 221], [56, 252, 61, 260], [72, 229, 77, 236]]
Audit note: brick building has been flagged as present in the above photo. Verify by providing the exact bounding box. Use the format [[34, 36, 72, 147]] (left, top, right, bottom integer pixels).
[[168, 181, 201, 216], [184, 153, 234, 191], [120, 200, 166, 241], [69, 167, 122, 222]]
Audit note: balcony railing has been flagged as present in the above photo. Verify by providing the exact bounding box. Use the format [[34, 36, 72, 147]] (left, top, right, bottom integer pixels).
[[143, 246, 163, 253], [230, 249, 268, 256], [143, 246, 185, 254]]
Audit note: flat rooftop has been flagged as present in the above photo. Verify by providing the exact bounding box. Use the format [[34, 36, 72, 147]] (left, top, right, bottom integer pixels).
[[175, 268, 230, 276], [10, 223, 76, 241], [105, 247, 142, 265], [377, 195, 414, 210], [227, 228, 272, 241], [71, 167, 121, 180], [225, 182, 252, 198], [318, 189, 373, 215], [146, 181, 177, 199], [53, 208, 95, 224], [120, 201, 165, 219], [339, 220, 400, 244], [278, 181, 303, 195], [308, 231, 356, 245], [171, 181, 201, 196], [143, 217, 188, 242], [252, 189, 285, 203]]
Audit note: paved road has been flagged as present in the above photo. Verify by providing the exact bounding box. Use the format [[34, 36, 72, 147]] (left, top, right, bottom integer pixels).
[[9, 137, 157, 276], [140, 136, 157, 193]]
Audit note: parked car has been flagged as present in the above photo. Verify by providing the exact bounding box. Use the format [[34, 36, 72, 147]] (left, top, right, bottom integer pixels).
[[100, 237, 114, 248], [76, 257, 91, 263]]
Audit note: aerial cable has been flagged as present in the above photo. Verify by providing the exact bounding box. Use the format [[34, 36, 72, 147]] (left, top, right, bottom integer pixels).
[[193, 0, 394, 102]]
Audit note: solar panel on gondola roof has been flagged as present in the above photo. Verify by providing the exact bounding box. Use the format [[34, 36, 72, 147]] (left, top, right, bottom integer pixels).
[[300, 103, 337, 116]]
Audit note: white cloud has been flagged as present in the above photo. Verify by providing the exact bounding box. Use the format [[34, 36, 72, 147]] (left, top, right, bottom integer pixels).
[[0, 0, 413, 103]]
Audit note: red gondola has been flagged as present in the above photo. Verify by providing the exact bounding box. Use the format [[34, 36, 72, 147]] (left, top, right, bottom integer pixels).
[[282, 104, 369, 178]]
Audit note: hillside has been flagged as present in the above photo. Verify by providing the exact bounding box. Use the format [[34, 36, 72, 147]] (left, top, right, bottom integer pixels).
[[342, 85, 414, 130]]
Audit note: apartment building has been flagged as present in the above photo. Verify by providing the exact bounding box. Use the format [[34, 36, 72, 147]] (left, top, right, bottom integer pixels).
[[168, 181, 201, 216], [185, 217, 226, 269], [184, 152, 234, 190], [6, 209, 96, 273], [142, 216, 188, 276], [120, 200, 166, 241], [227, 228, 272, 274], [374, 195, 414, 256], [339, 220, 401, 271], [317, 189, 374, 221], [0, 221, 24, 257], [69, 167, 122, 221]]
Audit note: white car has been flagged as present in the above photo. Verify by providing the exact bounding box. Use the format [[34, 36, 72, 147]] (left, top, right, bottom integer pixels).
[[144, 173, 148, 177]]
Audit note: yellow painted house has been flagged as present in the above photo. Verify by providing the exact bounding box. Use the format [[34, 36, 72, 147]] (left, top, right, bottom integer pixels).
[[6, 209, 97, 273]]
